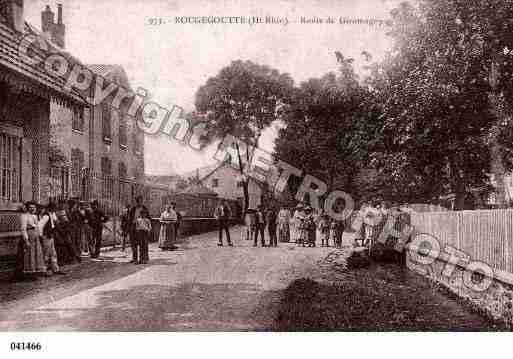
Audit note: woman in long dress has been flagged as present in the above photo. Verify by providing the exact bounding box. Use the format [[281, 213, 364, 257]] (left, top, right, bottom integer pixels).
[[291, 205, 304, 243], [293, 206, 307, 246], [159, 205, 177, 251], [277, 207, 291, 243], [19, 201, 46, 278]]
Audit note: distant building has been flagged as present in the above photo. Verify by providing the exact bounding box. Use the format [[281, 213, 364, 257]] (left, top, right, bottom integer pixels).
[[145, 174, 183, 191], [196, 162, 263, 209]]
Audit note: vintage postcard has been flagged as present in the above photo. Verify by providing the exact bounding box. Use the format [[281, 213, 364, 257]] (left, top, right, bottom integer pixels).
[[1, 0, 513, 356]]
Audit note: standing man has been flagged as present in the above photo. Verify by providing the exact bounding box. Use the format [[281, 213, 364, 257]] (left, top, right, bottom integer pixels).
[[254, 205, 266, 247], [128, 196, 149, 263], [120, 205, 131, 252], [39, 203, 66, 275], [214, 200, 232, 246], [90, 200, 108, 259], [171, 202, 182, 244], [266, 205, 278, 247]]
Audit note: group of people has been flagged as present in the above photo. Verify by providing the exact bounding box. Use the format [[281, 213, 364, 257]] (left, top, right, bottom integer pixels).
[[354, 200, 412, 247], [240, 200, 412, 249], [119, 197, 183, 265], [15, 199, 108, 281], [241, 204, 279, 247], [278, 204, 346, 248], [239, 203, 344, 248]]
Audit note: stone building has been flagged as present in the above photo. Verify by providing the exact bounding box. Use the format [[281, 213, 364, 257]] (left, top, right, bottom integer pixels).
[[0, 1, 145, 263], [0, 0, 87, 260], [39, 5, 145, 204]]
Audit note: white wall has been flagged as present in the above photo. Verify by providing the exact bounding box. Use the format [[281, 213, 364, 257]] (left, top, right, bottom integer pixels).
[[203, 165, 262, 209]]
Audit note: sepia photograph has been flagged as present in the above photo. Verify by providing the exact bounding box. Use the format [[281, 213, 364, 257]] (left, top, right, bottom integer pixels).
[[1, 0, 513, 356]]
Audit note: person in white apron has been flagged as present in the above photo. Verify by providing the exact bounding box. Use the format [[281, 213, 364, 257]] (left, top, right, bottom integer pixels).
[[158, 205, 178, 251]]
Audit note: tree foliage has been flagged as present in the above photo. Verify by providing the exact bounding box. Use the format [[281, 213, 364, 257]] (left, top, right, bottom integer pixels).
[[274, 58, 379, 202], [195, 60, 294, 212], [366, 0, 513, 208]]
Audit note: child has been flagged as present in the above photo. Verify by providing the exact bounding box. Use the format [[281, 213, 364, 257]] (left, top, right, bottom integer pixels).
[[336, 220, 345, 248], [304, 207, 316, 248], [330, 220, 344, 249], [135, 209, 152, 264], [317, 213, 330, 247]]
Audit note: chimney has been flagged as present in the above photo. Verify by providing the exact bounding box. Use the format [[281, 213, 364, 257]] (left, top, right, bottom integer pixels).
[[57, 3, 62, 24], [11, 0, 23, 32], [52, 3, 65, 48], [2, 0, 24, 32], [41, 4, 65, 49], [41, 4, 54, 35]]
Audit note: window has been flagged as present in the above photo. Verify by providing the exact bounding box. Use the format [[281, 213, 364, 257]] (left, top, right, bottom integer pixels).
[[102, 103, 111, 142], [71, 148, 84, 197], [71, 148, 84, 172], [133, 130, 143, 155], [0, 129, 21, 203], [237, 180, 243, 188], [118, 162, 127, 179], [101, 157, 112, 199], [212, 178, 219, 188], [119, 114, 127, 149], [101, 157, 112, 176], [72, 107, 85, 132]]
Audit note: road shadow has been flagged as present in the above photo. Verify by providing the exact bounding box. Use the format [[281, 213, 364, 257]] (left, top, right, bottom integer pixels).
[[0, 253, 178, 310], [2, 282, 283, 331]]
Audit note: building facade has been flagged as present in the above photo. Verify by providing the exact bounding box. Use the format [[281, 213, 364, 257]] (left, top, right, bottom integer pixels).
[[0, 1, 145, 263], [198, 162, 263, 210], [38, 5, 145, 209], [0, 0, 88, 260]]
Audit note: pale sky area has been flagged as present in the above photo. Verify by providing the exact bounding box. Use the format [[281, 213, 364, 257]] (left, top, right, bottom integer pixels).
[[25, 0, 402, 175]]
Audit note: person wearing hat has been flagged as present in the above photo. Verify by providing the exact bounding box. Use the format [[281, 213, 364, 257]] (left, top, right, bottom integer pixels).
[[39, 202, 66, 275], [304, 206, 316, 247], [266, 205, 278, 247], [89, 200, 108, 259], [277, 206, 291, 243], [129, 196, 149, 263], [214, 199, 233, 246], [317, 210, 331, 247], [290, 204, 302, 243], [254, 205, 266, 247], [244, 208, 257, 241], [294, 204, 307, 246]]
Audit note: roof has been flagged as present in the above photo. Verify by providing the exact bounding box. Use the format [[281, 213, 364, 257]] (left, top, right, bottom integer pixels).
[[87, 64, 118, 77], [145, 174, 182, 190], [0, 21, 86, 106], [87, 64, 132, 89], [181, 183, 218, 196], [181, 163, 220, 181], [199, 162, 229, 182], [199, 161, 266, 187]]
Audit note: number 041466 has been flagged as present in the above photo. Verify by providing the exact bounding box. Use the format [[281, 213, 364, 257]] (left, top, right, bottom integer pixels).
[[10, 342, 42, 351]]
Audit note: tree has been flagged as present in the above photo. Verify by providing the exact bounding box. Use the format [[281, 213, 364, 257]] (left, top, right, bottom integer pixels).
[[195, 60, 294, 213], [274, 55, 379, 203], [369, 0, 513, 209]]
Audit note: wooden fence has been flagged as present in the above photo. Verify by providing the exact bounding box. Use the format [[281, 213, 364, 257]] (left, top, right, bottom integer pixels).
[[410, 210, 513, 275]]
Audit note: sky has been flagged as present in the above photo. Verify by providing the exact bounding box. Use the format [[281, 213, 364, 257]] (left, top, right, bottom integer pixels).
[[25, 0, 401, 175]]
